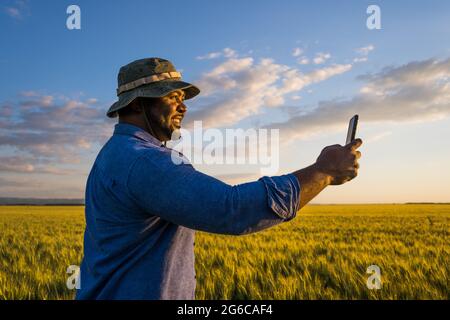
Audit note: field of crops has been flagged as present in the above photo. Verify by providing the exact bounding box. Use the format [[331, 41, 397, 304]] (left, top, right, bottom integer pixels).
[[0, 204, 448, 299]]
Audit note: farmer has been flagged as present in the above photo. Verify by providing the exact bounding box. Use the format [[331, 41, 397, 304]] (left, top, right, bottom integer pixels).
[[76, 57, 362, 300]]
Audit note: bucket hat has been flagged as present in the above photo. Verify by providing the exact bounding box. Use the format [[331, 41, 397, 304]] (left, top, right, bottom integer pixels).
[[107, 57, 200, 117]]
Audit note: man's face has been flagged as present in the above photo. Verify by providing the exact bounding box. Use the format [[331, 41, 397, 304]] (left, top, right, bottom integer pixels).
[[145, 89, 186, 141]]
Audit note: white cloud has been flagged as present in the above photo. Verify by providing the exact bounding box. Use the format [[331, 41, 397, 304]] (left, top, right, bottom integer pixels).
[[41, 95, 53, 107], [20, 90, 39, 98], [305, 64, 352, 82], [297, 57, 309, 65], [0, 159, 34, 173], [77, 138, 91, 149], [353, 57, 368, 63], [223, 48, 237, 58], [356, 44, 375, 56], [194, 57, 254, 96], [187, 49, 353, 129], [5, 7, 21, 19], [264, 57, 450, 142], [313, 52, 331, 64], [0, 93, 112, 175], [86, 98, 98, 104], [4, 0, 30, 20], [196, 52, 222, 60], [196, 47, 238, 60], [292, 48, 303, 57], [353, 45, 375, 63], [206, 57, 254, 77]]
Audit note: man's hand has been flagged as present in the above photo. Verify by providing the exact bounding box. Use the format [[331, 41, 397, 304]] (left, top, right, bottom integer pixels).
[[314, 138, 363, 185], [292, 138, 362, 209]]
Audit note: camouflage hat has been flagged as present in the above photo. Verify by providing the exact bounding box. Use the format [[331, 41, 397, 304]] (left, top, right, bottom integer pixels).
[[106, 57, 200, 118]]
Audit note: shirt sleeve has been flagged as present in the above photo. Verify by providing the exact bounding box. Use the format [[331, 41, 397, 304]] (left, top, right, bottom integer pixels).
[[126, 149, 301, 235]]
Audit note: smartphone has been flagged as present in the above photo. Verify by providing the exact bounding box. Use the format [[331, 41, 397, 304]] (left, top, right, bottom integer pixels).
[[346, 114, 359, 145]]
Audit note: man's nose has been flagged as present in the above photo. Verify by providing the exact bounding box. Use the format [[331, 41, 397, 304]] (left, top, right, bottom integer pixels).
[[177, 102, 187, 113]]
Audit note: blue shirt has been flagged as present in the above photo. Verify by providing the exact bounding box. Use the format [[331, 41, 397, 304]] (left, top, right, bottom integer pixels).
[[76, 123, 301, 300]]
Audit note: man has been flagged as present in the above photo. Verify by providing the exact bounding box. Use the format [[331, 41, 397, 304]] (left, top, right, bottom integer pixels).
[[76, 57, 362, 300]]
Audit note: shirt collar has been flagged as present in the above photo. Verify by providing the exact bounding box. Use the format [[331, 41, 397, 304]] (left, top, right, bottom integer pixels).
[[113, 123, 164, 147]]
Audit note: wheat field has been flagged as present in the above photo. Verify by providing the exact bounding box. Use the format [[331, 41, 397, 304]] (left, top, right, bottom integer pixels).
[[0, 204, 448, 300]]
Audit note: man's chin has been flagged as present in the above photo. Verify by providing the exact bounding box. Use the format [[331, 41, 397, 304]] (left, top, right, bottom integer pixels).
[[170, 127, 182, 140]]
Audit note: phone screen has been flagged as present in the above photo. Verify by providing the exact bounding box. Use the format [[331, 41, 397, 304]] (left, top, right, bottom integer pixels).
[[346, 115, 359, 145]]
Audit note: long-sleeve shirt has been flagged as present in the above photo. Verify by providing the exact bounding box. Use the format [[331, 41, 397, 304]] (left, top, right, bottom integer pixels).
[[75, 123, 301, 300]]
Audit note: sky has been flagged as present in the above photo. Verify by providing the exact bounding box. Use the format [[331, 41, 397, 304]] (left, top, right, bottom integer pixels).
[[1, 0, 450, 203]]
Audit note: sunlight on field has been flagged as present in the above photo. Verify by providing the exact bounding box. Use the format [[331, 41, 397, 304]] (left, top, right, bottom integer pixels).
[[0, 205, 448, 299]]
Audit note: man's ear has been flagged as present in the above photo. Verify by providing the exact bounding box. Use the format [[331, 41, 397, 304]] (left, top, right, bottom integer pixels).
[[129, 99, 144, 113]]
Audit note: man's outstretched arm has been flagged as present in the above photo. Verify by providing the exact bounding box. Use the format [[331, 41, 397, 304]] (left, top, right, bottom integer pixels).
[[126, 139, 362, 236], [126, 148, 300, 236]]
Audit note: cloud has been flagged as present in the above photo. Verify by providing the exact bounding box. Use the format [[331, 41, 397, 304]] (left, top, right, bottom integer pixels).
[[0, 177, 43, 188], [20, 90, 39, 97], [0, 104, 13, 117], [5, 7, 20, 19], [297, 57, 309, 65], [292, 48, 303, 57], [4, 0, 30, 20], [0, 154, 78, 175], [264, 57, 450, 142], [187, 51, 352, 129], [192, 57, 254, 96], [196, 47, 238, 60], [86, 98, 98, 104], [40, 95, 53, 107], [206, 57, 254, 78], [356, 44, 375, 56], [305, 64, 352, 82], [358, 58, 450, 91], [313, 52, 331, 64], [0, 174, 85, 198], [196, 52, 222, 60], [297, 51, 333, 65], [353, 45, 375, 63], [223, 48, 237, 58], [0, 157, 34, 173], [353, 57, 368, 63], [0, 93, 113, 175]]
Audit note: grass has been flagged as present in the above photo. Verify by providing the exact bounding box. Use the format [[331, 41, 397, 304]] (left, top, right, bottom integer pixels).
[[0, 204, 448, 299]]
